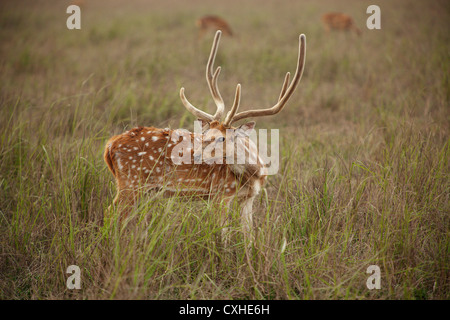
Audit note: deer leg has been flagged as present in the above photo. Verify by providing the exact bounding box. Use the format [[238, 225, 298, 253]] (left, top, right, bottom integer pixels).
[[109, 186, 138, 221], [220, 198, 233, 247], [240, 196, 255, 244]]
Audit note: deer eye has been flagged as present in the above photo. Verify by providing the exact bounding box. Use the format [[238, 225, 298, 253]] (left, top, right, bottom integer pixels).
[[217, 136, 225, 142]]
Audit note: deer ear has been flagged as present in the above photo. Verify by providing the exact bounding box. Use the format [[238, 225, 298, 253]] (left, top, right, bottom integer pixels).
[[236, 121, 256, 137]]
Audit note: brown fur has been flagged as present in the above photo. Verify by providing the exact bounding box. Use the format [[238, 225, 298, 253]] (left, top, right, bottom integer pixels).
[[196, 15, 234, 40], [104, 125, 266, 227], [321, 12, 362, 36]]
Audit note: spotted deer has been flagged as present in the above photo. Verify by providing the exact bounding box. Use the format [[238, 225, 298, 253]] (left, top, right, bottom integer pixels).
[[104, 31, 306, 242], [196, 16, 234, 40], [321, 12, 361, 36]]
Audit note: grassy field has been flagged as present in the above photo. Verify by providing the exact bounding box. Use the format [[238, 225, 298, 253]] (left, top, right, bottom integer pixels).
[[0, 0, 448, 300]]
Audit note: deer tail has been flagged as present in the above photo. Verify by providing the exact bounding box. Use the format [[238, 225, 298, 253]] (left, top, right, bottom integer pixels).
[[104, 141, 116, 176]]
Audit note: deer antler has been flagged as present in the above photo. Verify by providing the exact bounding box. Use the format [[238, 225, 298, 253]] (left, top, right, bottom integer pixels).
[[180, 32, 306, 127], [206, 31, 225, 120], [180, 30, 225, 122], [223, 84, 241, 126], [227, 34, 306, 125]]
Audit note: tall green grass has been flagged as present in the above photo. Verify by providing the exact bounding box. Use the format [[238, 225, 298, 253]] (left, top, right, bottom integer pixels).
[[0, 0, 448, 299]]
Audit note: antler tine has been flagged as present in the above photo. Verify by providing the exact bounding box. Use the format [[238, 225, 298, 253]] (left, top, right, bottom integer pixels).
[[207, 30, 225, 121], [180, 87, 214, 121], [229, 34, 306, 125], [278, 72, 290, 101], [223, 84, 241, 127], [179, 31, 225, 122]]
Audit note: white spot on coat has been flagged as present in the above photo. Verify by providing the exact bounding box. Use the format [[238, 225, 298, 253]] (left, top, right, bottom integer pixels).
[[117, 158, 123, 170]]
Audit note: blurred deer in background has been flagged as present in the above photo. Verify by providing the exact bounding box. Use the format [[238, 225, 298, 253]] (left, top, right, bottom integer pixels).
[[196, 15, 234, 40], [70, 0, 85, 8], [321, 12, 361, 36], [104, 31, 306, 244]]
